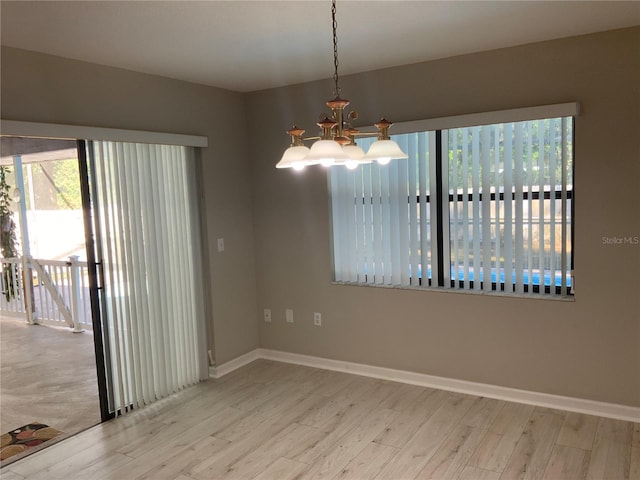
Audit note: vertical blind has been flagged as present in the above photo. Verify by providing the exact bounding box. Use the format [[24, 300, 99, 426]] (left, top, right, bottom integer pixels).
[[90, 141, 207, 414], [330, 132, 437, 287], [330, 116, 573, 296], [447, 118, 573, 294]]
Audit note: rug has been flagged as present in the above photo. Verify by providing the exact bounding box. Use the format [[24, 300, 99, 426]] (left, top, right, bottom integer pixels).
[[0, 422, 63, 461]]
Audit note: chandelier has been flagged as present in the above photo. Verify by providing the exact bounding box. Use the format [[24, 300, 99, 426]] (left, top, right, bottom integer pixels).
[[276, 0, 407, 171]]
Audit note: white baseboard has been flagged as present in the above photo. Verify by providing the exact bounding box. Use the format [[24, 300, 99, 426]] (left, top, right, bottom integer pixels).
[[209, 349, 260, 379], [210, 348, 640, 422]]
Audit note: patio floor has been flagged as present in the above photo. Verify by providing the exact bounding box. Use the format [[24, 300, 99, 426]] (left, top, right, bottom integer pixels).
[[0, 317, 101, 456]]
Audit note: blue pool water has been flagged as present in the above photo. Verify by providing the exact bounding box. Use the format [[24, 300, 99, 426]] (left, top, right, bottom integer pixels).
[[418, 266, 571, 287]]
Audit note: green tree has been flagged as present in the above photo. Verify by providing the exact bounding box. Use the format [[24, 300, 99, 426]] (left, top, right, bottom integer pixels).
[[52, 159, 82, 209], [0, 166, 19, 301]]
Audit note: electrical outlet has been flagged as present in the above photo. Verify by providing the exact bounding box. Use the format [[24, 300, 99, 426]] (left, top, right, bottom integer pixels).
[[286, 309, 294, 323], [264, 308, 271, 323], [313, 312, 322, 326]]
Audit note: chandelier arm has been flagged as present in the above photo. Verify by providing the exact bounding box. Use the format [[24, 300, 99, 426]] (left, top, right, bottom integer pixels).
[[353, 132, 379, 138], [300, 132, 377, 143]]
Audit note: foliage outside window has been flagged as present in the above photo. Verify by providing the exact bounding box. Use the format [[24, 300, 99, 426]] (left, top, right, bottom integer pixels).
[[0, 166, 19, 301]]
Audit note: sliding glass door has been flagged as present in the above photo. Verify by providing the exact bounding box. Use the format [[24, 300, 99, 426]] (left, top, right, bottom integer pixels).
[[81, 140, 208, 417]]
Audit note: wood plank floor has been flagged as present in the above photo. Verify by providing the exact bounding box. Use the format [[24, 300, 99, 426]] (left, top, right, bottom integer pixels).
[[3, 360, 638, 479]]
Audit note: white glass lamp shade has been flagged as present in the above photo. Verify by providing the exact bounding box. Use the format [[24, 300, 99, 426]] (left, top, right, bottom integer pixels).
[[276, 145, 311, 169], [305, 139, 349, 167], [341, 144, 371, 169], [364, 139, 408, 165]]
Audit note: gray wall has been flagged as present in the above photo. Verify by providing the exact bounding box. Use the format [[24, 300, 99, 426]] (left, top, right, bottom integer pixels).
[[1, 46, 259, 365], [246, 27, 640, 407]]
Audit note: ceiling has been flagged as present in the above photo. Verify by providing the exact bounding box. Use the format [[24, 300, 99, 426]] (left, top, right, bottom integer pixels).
[[1, 1, 639, 93]]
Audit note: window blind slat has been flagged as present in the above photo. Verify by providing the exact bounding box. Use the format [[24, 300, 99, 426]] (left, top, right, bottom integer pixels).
[[526, 122, 534, 293], [450, 131, 459, 286], [113, 143, 141, 408], [111, 143, 132, 409], [418, 132, 429, 286], [362, 165, 374, 284], [371, 162, 383, 284], [397, 142, 410, 286], [139, 145, 162, 400], [472, 127, 481, 290], [481, 126, 492, 291], [504, 123, 514, 292], [514, 123, 525, 293], [339, 167, 352, 282], [96, 142, 128, 412], [537, 124, 545, 293], [440, 131, 451, 285], [549, 119, 557, 291], [169, 147, 185, 382], [381, 161, 392, 284], [428, 132, 439, 287], [461, 128, 470, 289], [407, 136, 420, 286], [161, 148, 181, 390], [329, 168, 343, 281], [121, 143, 143, 405], [353, 168, 365, 282], [389, 160, 402, 284], [146, 146, 165, 397], [174, 148, 192, 381], [334, 168, 350, 281], [126, 143, 153, 403], [347, 170, 358, 283]]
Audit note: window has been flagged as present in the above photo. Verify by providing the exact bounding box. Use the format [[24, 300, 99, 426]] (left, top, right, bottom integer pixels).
[[329, 105, 575, 297]]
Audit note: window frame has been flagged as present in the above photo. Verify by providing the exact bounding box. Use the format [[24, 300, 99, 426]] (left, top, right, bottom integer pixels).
[[329, 103, 578, 298]]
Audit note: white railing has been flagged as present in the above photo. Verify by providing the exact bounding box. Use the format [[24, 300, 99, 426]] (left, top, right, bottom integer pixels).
[[0, 257, 24, 316], [0, 256, 92, 331]]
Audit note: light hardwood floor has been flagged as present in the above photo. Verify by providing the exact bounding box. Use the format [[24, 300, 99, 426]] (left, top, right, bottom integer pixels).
[[2, 360, 639, 479]]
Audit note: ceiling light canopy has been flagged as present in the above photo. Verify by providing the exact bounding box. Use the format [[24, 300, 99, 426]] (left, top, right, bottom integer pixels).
[[276, 0, 407, 171]]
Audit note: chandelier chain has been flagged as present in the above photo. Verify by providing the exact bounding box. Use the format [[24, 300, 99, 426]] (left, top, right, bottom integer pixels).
[[331, 0, 340, 97]]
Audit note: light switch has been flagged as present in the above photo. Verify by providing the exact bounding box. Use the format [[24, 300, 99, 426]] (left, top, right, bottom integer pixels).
[[217, 238, 225, 252]]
